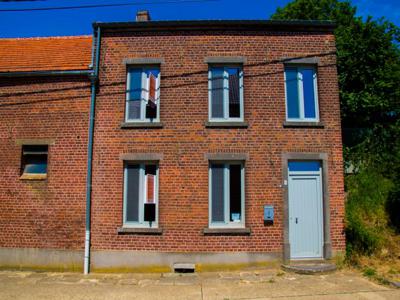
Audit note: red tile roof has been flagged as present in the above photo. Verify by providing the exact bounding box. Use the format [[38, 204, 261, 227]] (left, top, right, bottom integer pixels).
[[0, 36, 92, 72]]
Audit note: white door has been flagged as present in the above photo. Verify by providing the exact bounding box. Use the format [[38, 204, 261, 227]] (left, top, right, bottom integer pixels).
[[288, 161, 323, 259]]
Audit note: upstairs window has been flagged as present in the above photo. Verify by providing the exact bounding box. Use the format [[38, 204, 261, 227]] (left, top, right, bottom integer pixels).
[[209, 66, 243, 121], [126, 67, 160, 122], [284, 66, 319, 122], [209, 162, 245, 227], [124, 163, 158, 228], [21, 145, 48, 177]]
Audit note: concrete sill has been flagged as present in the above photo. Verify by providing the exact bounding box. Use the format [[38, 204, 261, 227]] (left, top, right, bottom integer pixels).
[[20, 174, 47, 181], [117, 227, 163, 235], [283, 121, 324, 128], [205, 121, 248, 128], [203, 228, 251, 236], [120, 122, 163, 129]]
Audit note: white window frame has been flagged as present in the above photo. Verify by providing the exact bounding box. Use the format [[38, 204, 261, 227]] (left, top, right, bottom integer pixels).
[[284, 65, 319, 122], [125, 66, 161, 123], [208, 162, 245, 228], [123, 163, 159, 228], [208, 66, 244, 122]]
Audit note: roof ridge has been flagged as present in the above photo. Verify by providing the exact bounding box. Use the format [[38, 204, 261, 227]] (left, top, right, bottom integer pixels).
[[0, 35, 92, 41]]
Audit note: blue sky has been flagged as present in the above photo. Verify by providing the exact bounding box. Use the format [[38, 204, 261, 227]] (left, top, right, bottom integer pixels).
[[0, 0, 399, 38]]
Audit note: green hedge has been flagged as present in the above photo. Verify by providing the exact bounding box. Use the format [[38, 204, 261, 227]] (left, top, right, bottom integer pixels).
[[345, 167, 393, 258]]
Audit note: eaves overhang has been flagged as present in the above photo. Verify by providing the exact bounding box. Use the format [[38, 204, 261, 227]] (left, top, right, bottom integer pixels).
[[93, 19, 336, 33]]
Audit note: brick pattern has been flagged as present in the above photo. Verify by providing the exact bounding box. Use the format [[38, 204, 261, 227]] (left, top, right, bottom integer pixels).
[[90, 30, 345, 252], [0, 77, 90, 249]]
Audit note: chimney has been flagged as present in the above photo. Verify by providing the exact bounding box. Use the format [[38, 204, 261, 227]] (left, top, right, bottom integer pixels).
[[136, 10, 151, 22]]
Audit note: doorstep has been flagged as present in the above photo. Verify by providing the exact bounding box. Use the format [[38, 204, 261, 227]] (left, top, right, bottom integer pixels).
[[281, 260, 337, 275]]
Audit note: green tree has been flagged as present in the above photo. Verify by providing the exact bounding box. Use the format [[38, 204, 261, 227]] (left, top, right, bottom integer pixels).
[[272, 0, 400, 134], [272, 0, 400, 251]]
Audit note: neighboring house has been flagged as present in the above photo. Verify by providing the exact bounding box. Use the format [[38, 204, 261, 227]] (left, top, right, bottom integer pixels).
[[0, 11, 345, 272], [0, 36, 92, 270]]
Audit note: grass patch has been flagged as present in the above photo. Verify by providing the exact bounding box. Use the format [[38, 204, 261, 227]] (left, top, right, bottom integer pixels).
[[363, 267, 376, 277], [276, 271, 285, 277]]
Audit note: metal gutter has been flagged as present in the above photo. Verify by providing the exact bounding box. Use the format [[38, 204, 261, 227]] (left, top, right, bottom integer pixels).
[[84, 26, 101, 275], [93, 19, 336, 32], [0, 70, 92, 77]]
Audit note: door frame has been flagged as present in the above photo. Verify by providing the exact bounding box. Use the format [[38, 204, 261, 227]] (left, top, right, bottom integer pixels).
[[282, 153, 331, 263]]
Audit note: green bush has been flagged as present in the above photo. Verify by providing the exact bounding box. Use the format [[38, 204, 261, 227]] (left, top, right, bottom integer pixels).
[[363, 267, 377, 277], [345, 168, 394, 258]]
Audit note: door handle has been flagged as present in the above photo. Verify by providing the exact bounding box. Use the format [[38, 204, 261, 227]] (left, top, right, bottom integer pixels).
[[295, 217, 298, 224]]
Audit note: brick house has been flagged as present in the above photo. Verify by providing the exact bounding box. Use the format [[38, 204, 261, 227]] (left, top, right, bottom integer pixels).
[[0, 36, 92, 270], [0, 12, 345, 272]]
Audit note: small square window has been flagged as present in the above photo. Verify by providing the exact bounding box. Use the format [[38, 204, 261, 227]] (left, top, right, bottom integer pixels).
[[284, 66, 319, 122], [126, 67, 160, 122], [123, 163, 158, 228], [21, 145, 48, 176], [209, 162, 244, 227], [209, 66, 244, 121]]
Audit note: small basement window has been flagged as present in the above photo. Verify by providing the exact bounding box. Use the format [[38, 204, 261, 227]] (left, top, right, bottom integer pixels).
[[21, 145, 48, 177]]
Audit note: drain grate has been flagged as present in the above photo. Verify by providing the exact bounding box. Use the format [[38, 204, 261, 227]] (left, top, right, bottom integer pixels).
[[173, 263, 195, 273]]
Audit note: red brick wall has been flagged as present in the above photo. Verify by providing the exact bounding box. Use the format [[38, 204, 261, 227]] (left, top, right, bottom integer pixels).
[[91, 30, 345, 253], [0, 77, 90, 250]]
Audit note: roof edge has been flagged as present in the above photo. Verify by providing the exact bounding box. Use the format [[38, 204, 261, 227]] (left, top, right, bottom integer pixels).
[[0, 69, 93, 78], [93, 19, 336, 32], [0, 35, 92, 41]]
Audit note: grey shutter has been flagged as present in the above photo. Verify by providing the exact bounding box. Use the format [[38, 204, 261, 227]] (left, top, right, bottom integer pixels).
[[228, 68, 240, 118], [211, 68, 224, 118], [126, 165, 140, 222], [211, 164, 225, 222], [127, 69, 142, 120]]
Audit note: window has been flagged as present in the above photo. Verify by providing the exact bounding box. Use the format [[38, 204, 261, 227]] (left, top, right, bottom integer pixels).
[[209, 162, 244, 227], [209, 66, 243, 121], [284, 66, 319, 122], [123, 163, 158, 227], [126, 67, 160, 122], [21, 145, 48, 176]]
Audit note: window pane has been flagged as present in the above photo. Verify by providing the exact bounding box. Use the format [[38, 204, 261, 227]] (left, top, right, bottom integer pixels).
[[285, 68, 300, 119], [211, 164, 225, 222], [301, 68, 316, 119], [145, 165, 157, 203], [228, 68, 240, 118], [22, 145, 48, 174], [23, 155, 47, 174], [211, 68, 224, 118], [127, 101, 141, 120], [229, 164, 241, 222], [126, 165, 140, 222], [288, 161, 321, 172], [145, 69, 159, 119], [127, 69, 142, 120]]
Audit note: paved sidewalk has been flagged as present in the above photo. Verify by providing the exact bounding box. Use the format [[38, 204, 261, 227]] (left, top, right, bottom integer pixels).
[[0, 268, 399, 299]]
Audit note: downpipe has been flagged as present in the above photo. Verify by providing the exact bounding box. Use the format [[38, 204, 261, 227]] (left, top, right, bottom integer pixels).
[[84, 26, 101, 275]]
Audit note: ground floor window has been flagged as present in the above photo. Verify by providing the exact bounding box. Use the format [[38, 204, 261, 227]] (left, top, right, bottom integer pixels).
[[21, 145, 48, 176], [123, 163, 158, 227], [209, 162, 245, 227]]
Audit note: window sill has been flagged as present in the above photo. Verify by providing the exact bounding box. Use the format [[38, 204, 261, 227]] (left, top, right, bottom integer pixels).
[[20, 174, 47, 180], [203, 227, 251, 236], [117, 227, 163, 235], [205, 121, 248, 128], [120, 122, 163, 129], [283, 121, 324, 128]]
